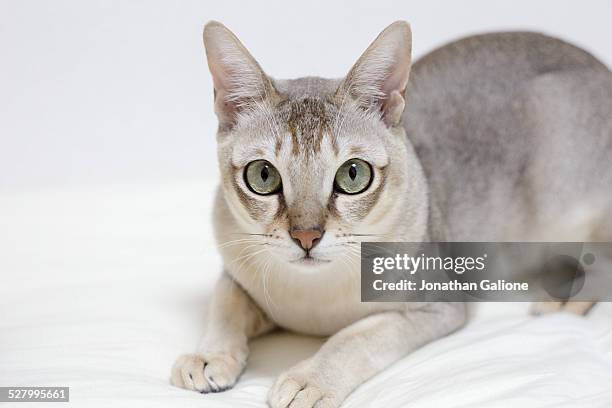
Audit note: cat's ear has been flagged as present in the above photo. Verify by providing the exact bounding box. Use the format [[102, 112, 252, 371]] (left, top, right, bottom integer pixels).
[[337, 21, 412, 127], [203, 21, 277, 129]]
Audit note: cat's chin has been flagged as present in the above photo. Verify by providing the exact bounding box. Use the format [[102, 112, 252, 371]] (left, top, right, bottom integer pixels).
[[289, 256, 332, 267]]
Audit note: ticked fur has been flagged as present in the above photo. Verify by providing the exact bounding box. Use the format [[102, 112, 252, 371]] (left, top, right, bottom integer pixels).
[[172, 21, 612, 408]]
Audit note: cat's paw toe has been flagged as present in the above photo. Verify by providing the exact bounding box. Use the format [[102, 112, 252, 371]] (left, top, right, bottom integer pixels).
[[171, 353, 243, 393], [203, 354, 244, 391], [268, 366, 340, 408]]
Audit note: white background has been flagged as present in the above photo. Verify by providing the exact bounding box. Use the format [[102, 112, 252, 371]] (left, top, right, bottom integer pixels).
[[1, 0, 612, 191]]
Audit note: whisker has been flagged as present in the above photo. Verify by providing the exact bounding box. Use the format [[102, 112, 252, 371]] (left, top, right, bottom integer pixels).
[[218, 238, 263, 249], [262, 257, 279, 321], [231, 246, 269, 264], [229, 248, 269, 279], [229, 233, 272, 237]]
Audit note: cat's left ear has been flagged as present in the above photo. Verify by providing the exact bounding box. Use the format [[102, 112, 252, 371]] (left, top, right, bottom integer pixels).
[[337, 21, 412, 127]]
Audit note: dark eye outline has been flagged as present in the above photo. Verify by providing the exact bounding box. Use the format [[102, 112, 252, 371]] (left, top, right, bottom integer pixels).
[[243, 160, 283, 195], [333, 158, 374, 195]]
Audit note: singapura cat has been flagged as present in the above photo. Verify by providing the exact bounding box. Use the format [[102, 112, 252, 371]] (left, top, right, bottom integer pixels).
[[171, 21, 612, 408]]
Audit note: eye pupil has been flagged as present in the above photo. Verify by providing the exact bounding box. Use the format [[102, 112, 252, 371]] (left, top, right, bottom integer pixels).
[[261, 166, 269, 182], [348, 164, 357, 180]]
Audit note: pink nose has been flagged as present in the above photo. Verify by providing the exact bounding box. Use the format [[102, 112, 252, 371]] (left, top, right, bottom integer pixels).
[[290, 228, 323, 251]]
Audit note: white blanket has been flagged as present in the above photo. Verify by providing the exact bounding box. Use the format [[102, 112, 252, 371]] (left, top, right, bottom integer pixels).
[[2, 181, 612, 407]]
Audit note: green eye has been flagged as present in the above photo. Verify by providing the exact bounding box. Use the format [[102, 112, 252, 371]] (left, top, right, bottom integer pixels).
[[244, 160, 282, 195], [334, 159, 373, 194]]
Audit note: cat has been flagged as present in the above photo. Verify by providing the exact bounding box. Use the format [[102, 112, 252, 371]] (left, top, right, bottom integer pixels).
[[171, 21, 612, 407]]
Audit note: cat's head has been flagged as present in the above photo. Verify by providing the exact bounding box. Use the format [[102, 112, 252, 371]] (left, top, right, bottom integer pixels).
[[204, 21, 428, 270]]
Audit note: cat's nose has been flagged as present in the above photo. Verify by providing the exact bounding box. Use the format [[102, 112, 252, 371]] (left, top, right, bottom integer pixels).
[[290, 227, 324, 251]]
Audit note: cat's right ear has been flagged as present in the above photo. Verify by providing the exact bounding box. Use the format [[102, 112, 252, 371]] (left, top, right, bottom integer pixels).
[[203, 21, 277, 129]]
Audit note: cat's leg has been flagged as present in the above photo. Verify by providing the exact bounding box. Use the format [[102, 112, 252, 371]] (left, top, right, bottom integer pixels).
[[530, 301, 595, 316], [563, 301, 596, 315], [529, 216, 608, 317], [171, 273, 275, 393], [268, 303, 465, 408]]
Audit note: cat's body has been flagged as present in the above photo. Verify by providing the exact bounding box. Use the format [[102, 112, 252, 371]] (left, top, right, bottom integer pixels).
[[407, 32, 612, 243], [172, 23, 612, 407]]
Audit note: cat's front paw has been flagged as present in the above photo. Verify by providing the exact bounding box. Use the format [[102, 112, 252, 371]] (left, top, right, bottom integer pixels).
[[171, 352, 244, 393], [268, 361, 342, 408]]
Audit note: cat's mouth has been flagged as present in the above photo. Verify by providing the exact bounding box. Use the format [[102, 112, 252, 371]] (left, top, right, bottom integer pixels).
[[290, 255, 332, 266]]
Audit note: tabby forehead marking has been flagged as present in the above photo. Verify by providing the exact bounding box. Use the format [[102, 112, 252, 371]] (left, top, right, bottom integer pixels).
[[277, 97, 337, 157]]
